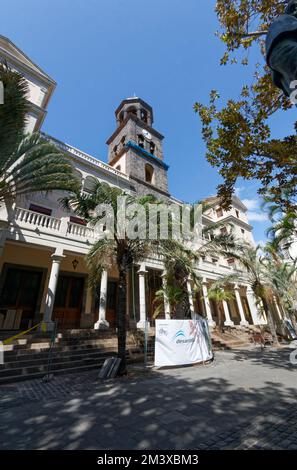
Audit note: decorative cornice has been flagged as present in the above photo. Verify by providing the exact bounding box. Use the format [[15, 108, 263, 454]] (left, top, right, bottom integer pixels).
[[125, 140, 169, 170], [42, 133, 131, 183]]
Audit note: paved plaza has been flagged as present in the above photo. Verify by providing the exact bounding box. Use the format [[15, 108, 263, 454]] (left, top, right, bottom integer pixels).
[[0, 348, 296, 450]]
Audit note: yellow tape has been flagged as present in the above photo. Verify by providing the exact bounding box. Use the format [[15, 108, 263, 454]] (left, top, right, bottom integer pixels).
[[3, 323, 41, 345]]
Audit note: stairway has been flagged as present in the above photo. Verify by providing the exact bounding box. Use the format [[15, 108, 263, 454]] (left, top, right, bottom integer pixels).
[[0, 329, 143, 384], [210, 326, 260, 350]]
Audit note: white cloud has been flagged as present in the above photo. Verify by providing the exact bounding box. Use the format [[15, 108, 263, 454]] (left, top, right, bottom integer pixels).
[[242, 198, 259, 211], [247, 211, 268, 222], [241, 197, 268, 222]]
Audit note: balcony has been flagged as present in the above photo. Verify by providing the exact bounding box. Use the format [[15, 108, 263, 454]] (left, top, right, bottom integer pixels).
[[15, 207, 61, 231], [12, 207, 97, 243]]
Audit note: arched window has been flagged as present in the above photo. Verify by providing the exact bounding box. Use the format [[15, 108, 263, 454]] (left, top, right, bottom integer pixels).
[[140, 108, 148, 123], [127, 106, 137, 117], [138, 134, 144, 148], [145, 164, 154, 184], [116, 165, 121, 172], [149, 142, 155, 155]]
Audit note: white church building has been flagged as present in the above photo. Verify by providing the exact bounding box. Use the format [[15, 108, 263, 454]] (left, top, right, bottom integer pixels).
[[0, 35, 278, 333]]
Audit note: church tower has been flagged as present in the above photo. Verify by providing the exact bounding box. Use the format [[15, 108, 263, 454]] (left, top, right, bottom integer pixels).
[[106, 97, 169, 197]]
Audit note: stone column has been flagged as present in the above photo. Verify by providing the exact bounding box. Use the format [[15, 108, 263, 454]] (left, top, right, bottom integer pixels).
[[94, 270, 109, 329], [43, 249, 65, 330], [137, 264, 148, 329], [223, 299, 234, 326], [246, 287, 264, 325], [234, 284, 249, 326], [161, 271, 171, 319], [202, 279, 216, 327], [273, 296, 283, 320], [187, 279, 195, 319]]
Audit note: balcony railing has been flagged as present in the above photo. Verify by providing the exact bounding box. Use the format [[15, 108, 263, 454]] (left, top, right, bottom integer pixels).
[[13, 207, 98, 243], [67, 221, 96, 240], [42, 133, 130, 181], [15, 207, 61, 231]]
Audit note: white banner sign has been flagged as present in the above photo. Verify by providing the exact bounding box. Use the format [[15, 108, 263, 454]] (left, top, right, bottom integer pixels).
[[155, 316, 213, 367]]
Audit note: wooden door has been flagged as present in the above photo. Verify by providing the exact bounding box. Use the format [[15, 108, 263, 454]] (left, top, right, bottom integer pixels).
[[53, 275, 84, 329], [0, 267, 43, 329], [106, 280, 118, 328], [147, 270, 163, 322]]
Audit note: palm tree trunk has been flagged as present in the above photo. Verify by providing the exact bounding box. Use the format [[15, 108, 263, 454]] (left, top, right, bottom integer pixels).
[[218, 303, 224, 332], [182, 291, 191, 318], [290, 312, 297, 334], [262, 296, 279, 346], [117, 257, 128, 375]]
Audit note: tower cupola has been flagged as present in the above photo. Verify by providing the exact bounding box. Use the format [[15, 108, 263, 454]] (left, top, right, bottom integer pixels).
[[106, 97, 169, 197]]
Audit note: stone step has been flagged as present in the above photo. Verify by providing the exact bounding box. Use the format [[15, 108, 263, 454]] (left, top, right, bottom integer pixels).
[[2, 346, 141, 368], [0, 348, 142, 381], [0, 330, 143, 384], [0, 349, 118, 369], [3, 338, 137, 354]]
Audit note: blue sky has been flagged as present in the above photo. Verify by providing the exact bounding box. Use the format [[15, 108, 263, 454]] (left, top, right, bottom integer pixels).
[[2, 0, 293, 244]]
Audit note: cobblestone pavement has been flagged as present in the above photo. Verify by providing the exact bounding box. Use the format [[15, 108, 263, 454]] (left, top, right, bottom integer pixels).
[[0, 348, 296, 450]]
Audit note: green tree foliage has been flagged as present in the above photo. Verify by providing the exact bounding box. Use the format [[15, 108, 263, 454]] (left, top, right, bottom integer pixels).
[[62, 180, 202, 374], [194, 0, 297, 211], [0, 63, 79, 202]]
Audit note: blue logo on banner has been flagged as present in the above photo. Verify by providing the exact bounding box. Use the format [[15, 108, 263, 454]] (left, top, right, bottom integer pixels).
[[172, 330, 186, 341]]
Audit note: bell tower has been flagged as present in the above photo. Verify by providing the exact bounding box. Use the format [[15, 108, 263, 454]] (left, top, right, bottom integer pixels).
[[106, 97, 169, 197]]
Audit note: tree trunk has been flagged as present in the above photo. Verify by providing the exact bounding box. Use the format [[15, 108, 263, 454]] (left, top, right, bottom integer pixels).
[[117, 258, 128, 375], [262, 296, 279, 346], [218, 303, 224, 332], [291, 311, 297, 334], [182, 290, 191, 319]]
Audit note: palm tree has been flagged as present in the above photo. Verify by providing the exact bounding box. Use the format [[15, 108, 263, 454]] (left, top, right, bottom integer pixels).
[[264, 192, 297, 262], [153, 248, 202, 319], [153, 283, 184, 319], [264, 254, 297, 333], [62, 179, 201, 374], [152, 214, 239, 322], [0, 63, 79, 202], [207, 278, 235, 331], [221, 242, 279, 345]]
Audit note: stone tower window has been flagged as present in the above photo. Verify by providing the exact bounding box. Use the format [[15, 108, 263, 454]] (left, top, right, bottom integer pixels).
[[127, 106, 137, 117], [116, 165, 121, 172], [150, 142, 155, 155], [145, 163, 154, 184], [138, 134, 144, 148], [140, 108, 148, 123]]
